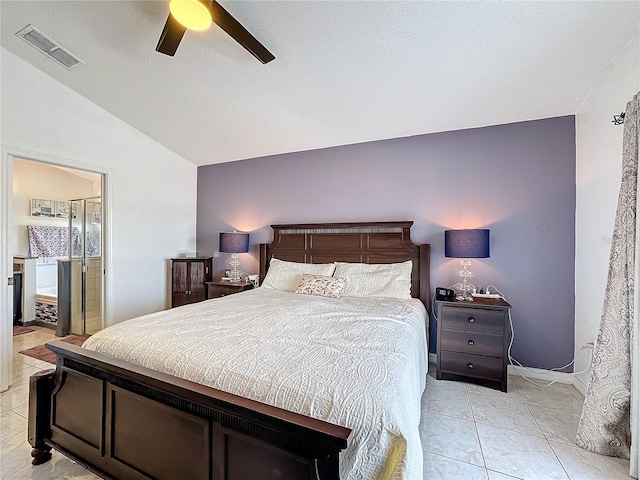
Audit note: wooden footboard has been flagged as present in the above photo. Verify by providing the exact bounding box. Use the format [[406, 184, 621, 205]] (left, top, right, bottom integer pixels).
[[29, 341, 350, 480]]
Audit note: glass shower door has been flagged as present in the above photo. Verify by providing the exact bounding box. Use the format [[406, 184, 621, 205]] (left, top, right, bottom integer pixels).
[[84, 200, 102, 334], [69, 197, 102, 335]]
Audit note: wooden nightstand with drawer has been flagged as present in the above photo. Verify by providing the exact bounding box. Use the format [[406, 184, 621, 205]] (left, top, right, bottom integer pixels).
[[206, 281, 254, 299], [436, 297, 512, 392]]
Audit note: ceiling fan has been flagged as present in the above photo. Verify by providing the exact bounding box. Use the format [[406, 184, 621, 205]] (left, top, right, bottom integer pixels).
[[156, 0, 275, 64]]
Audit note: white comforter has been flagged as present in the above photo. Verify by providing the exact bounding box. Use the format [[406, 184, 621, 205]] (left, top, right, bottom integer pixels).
[[83, 287, 428, 479]]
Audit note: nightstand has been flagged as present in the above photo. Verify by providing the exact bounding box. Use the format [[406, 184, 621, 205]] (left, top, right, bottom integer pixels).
[[206, 281, 254, 299], [436, 297, 512, 392]]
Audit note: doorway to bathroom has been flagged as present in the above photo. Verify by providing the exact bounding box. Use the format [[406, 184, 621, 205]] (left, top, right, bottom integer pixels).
[[12, 158, 104, 336]]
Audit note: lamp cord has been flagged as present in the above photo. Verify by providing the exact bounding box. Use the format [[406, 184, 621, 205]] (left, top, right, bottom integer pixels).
[[486, 285, 593, 388]]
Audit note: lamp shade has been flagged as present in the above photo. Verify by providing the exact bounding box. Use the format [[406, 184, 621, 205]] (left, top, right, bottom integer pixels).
[[444, 229, 490, 258], [219, 231, 249, 254]]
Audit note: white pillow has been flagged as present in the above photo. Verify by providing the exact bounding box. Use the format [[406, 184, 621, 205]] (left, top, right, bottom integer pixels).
[[333, 260, 413, 299], [262, 258, 336, 292]]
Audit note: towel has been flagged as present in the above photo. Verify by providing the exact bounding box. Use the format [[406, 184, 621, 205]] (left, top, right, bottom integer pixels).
[[27, 225, 81, 264]]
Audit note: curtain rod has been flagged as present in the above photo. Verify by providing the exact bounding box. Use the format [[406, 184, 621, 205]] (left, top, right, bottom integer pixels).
[[612, 112, 625, 125]]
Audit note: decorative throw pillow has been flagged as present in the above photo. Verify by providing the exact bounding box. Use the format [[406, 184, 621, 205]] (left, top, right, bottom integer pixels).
[[333, 260, 413, 299], [262, 258, 336, 292], [294, 274, 346, 298]]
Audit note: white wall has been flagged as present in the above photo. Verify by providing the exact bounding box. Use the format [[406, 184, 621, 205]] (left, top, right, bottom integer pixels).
[[574, 33, 640, 392], [13, 158, 98, 257], [0, 48, 198, 389]]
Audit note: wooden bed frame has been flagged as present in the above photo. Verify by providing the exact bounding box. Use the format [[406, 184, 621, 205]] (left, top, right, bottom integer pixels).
[[28, 221, 430, 480]]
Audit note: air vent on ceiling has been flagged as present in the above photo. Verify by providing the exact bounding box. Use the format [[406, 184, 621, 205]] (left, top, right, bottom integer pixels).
[[16, 25, 84, 70]]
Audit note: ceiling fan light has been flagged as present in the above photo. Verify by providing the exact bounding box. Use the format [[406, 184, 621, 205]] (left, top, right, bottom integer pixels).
[[169, 0, 212, 31]]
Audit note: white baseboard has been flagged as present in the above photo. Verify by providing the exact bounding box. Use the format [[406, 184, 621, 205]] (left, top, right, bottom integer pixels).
[[507, 364, 574, 385], [429, 354, 587, 395], [572, 375, 588, 396]]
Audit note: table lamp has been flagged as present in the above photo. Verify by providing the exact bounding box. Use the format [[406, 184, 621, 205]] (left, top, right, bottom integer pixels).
[[444, 229, 490, 301], [219, 231, 249, 282]]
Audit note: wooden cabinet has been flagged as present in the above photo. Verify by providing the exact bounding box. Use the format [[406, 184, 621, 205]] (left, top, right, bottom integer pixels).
[[171, 258, 212, 307], [436, 297, 512, 392], [206, 281, 253, 299], [13, 256, 36, 325]]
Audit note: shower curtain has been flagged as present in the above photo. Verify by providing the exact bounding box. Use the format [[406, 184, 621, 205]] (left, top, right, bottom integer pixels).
[[576, 91, 639, 477]]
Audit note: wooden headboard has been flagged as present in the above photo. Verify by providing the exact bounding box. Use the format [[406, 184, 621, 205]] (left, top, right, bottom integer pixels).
[[259, 221, 430, 308]]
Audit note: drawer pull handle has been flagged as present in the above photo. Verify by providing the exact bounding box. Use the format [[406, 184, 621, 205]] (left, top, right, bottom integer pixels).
[[467, 363, 474, 369], [468, 317, 475, 323], [468, 340, 475, 346]]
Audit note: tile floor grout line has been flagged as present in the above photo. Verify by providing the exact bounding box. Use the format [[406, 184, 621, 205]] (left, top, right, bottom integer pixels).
[[469, 387, 546, 439], [547, 437, 574, 479], [0, 431, 32, 479], [472, 416, 561, 441], [486, 468, 524, 480], [422, 448, 489, 472], [421, 407, 477, 423], [465, 383, 492, 479], [472, 413, 489, 473], [421, 406, 476, 423], [513, 377, 575, 480], [421, 446, 486, 470], [467, 389, 528, 405], [521, 390, 554, 441]]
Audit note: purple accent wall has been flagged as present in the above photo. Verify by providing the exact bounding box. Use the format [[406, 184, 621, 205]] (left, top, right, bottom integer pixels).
[[197, 116, 576, 371]]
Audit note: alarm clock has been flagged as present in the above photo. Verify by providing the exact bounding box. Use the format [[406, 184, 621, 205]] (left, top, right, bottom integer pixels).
[[435, 287, 455, 301]]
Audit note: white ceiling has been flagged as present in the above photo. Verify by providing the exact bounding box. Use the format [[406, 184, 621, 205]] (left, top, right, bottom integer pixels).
[[16, 157, 101, 183], [1, 1, 638, 167]]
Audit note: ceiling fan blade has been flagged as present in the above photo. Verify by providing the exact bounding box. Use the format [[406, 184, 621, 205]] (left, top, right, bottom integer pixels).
[[209, 0, 275, 64], [156, 14, 187, 56]]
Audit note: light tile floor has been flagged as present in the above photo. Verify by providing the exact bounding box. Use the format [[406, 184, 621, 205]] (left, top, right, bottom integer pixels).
[[1, 327, 101, 480], [420, 371, 631, 480], [0, 327, 632, 480]]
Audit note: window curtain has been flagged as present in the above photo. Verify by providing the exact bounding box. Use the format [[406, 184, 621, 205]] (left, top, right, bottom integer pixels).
[[576, 91, 639, 477], [631, 92, 640, 478]]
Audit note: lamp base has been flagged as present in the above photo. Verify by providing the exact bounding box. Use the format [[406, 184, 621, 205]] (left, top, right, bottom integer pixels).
[[228, 253, 242, 282], [452, 282, 474, 301], [455, 259, 474, 301], [455, 291, 473, 301]]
